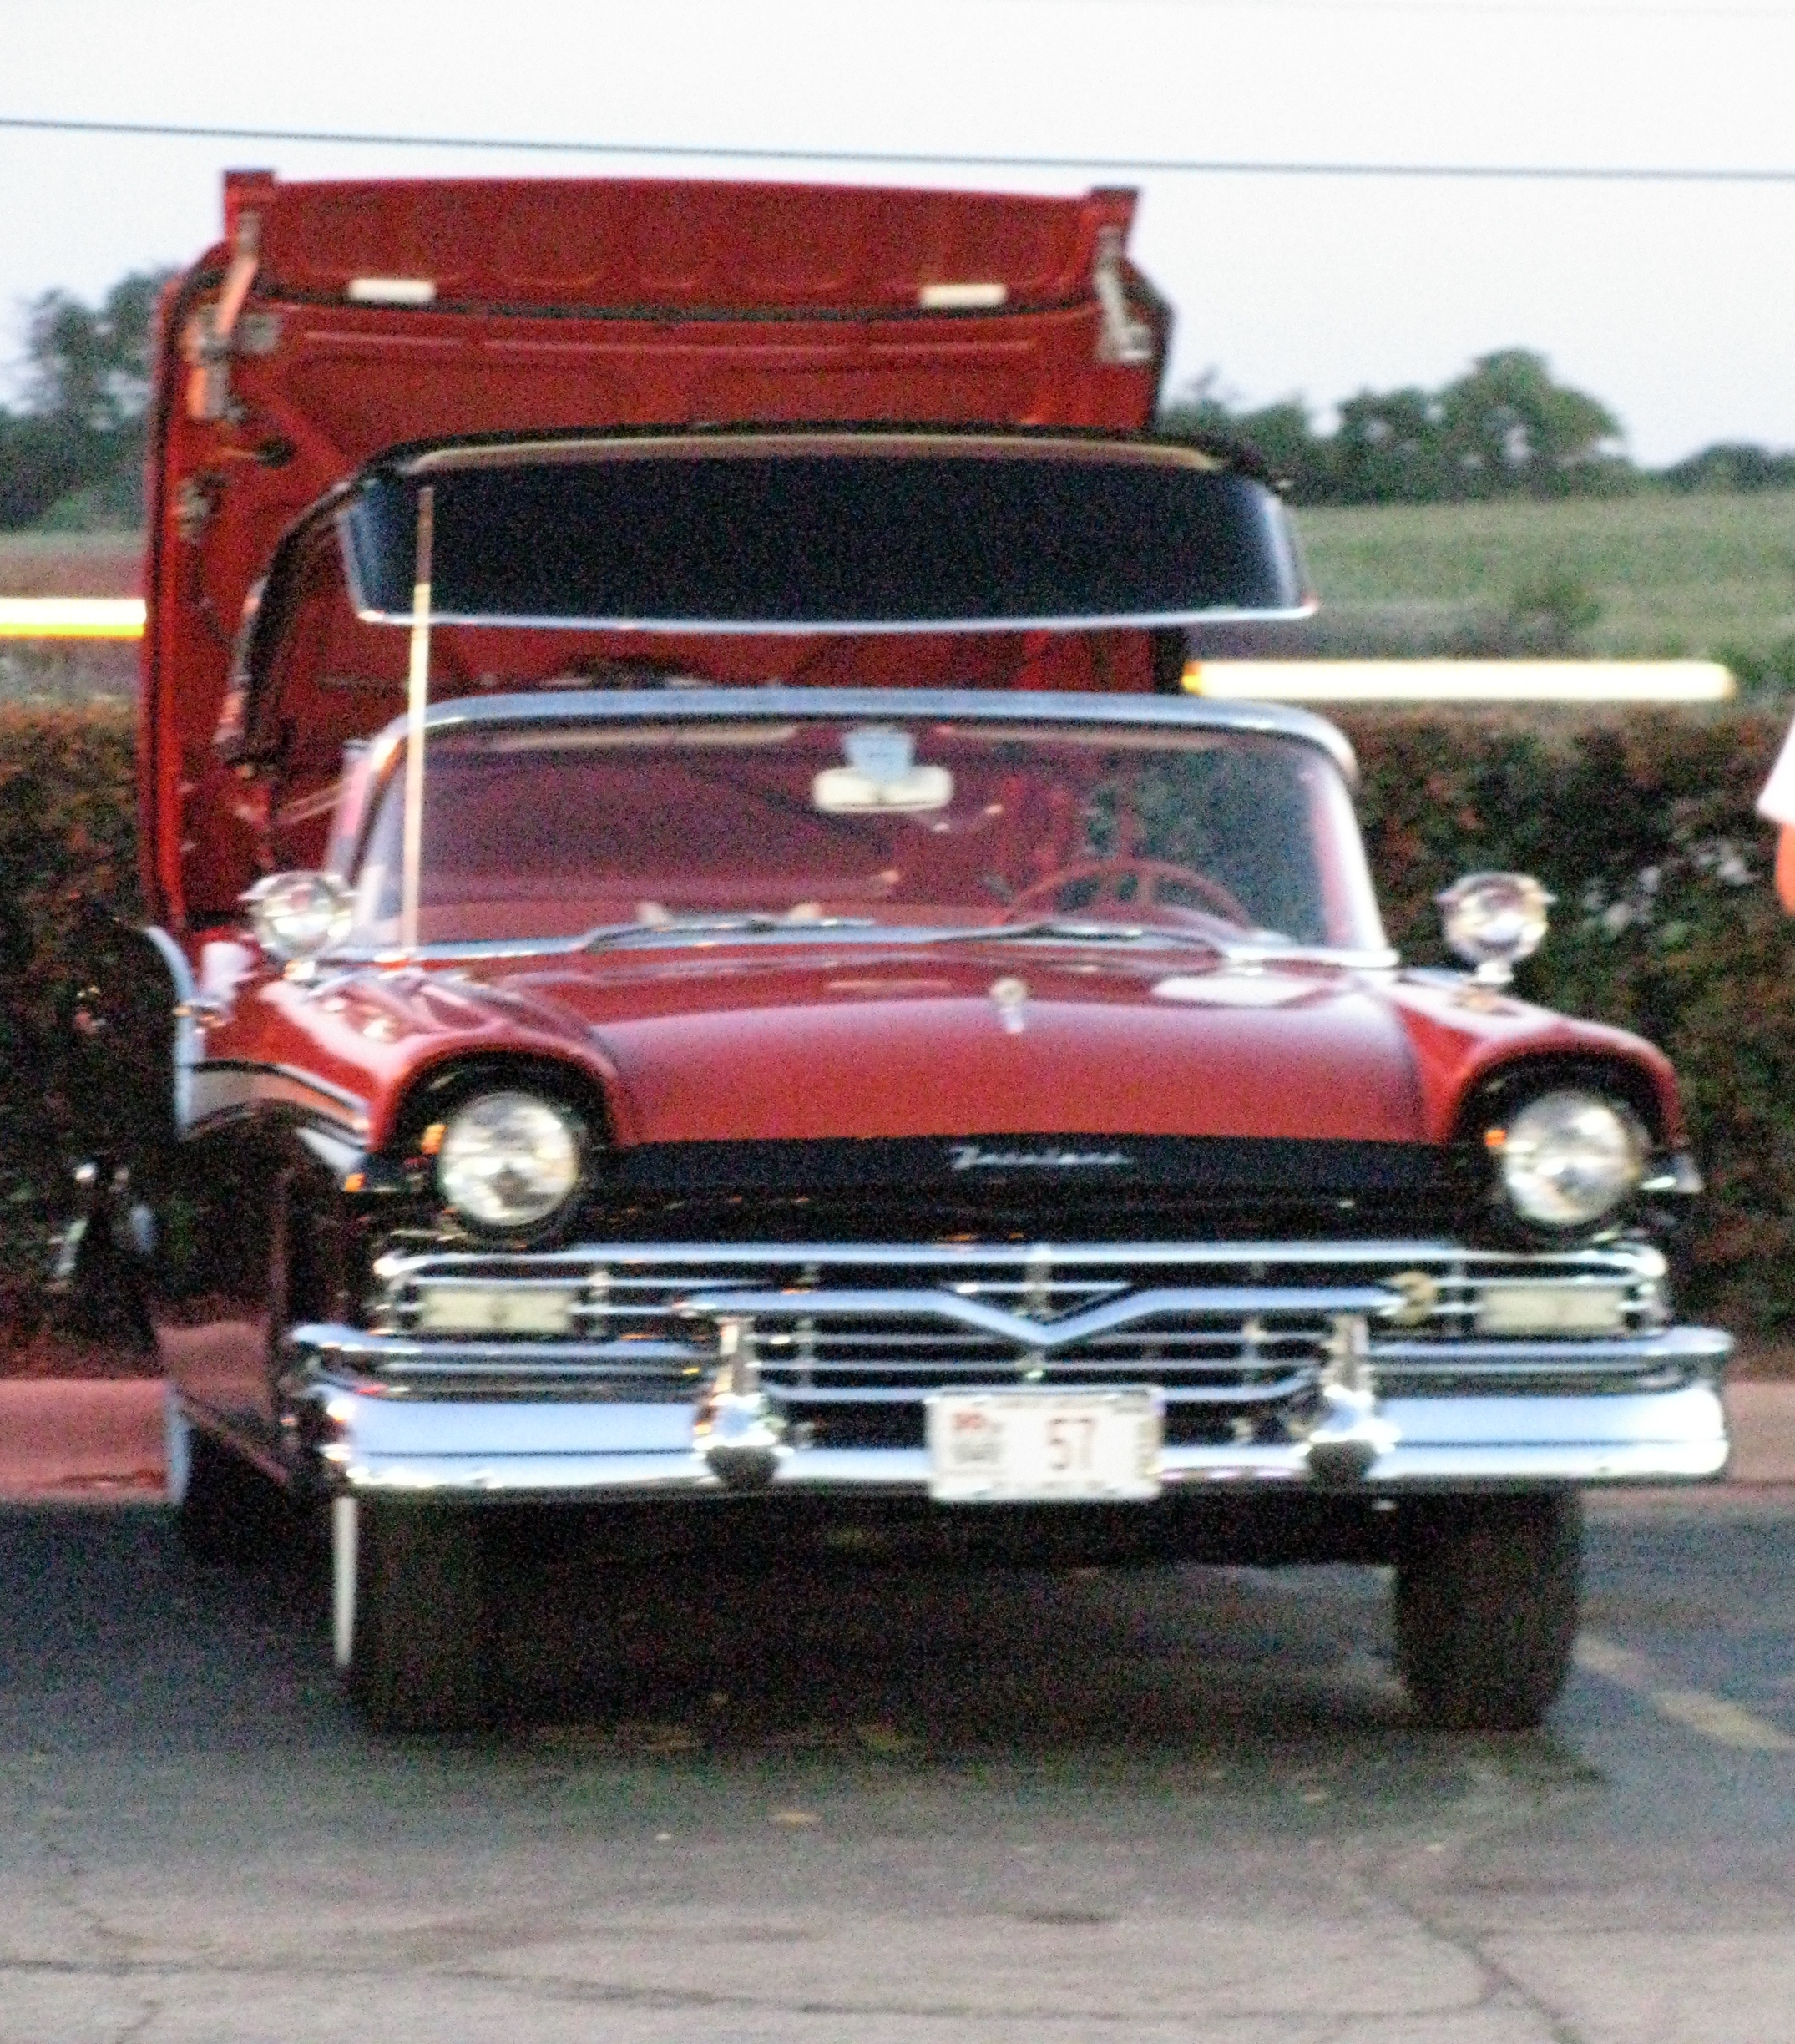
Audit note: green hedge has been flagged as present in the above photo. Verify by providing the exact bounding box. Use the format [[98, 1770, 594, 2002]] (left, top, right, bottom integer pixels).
[[0, 706, 138, 1329], [1339, 706, 1795, 1329], [2, 704, 1792, 1334]]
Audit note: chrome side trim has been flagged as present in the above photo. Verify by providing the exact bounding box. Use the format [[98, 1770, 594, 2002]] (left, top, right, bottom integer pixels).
[[189, 1060, 370, 1136], [140, 925, 198, 1133]]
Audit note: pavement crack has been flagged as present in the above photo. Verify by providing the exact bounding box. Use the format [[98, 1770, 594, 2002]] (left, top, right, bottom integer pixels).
[[108, 1996, 162, 2044], [1353, 1752, 1595, 2044], [28, 1806, 145, 1975]]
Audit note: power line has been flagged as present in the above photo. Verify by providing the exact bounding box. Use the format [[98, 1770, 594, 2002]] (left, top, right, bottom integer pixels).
[[2, 114, 1793, 184]]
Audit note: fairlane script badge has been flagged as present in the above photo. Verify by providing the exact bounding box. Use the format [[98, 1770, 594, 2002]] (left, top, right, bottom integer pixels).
[[948, 1144, 1133, 1171]]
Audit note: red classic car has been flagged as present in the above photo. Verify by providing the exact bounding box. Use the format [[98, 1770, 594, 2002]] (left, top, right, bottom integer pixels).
[[69, 177, 1728, 1734]]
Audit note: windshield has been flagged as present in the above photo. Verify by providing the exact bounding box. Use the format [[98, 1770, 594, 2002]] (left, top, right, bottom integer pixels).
[[346, 715, 1385, 953]]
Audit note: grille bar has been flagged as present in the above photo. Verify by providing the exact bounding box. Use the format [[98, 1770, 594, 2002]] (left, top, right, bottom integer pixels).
[[675, 1283, 1395, 1346], [369, 1237, 1675, 1406]]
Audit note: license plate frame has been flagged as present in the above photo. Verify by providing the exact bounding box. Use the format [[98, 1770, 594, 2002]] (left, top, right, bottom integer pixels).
[[924, 1388, 1164, 1503]]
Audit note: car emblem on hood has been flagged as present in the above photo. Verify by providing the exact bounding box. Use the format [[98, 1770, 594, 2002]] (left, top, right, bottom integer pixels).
[[989, 975, 1029, 1035], [948, 1143, 1133, 1171]]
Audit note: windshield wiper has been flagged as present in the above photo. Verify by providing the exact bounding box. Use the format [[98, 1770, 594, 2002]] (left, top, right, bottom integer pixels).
[[580, 912, 877, 949], [913, 922, 1393, 968], [916, 918, 1231, 951]]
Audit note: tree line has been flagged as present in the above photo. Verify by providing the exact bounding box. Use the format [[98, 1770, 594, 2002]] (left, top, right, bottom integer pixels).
[[0, 271, 174, 530], [3, 271, 1793, 529], [1161, 350, 1795, 507]]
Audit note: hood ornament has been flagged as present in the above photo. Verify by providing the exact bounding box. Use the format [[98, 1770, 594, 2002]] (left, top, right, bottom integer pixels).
[[989, 975, 1029, 1035]]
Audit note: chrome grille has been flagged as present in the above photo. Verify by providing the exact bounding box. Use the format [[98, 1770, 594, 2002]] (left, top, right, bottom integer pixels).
[[366, 1238, 1676, 1406]]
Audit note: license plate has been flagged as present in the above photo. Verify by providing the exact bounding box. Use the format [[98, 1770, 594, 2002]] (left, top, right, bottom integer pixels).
[[925, 1389, 1163, 1503]]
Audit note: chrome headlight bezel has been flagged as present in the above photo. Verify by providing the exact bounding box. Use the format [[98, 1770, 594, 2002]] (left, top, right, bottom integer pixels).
[[1493, 1088, 1649, 1232], [434, 1089, 584, 1232]]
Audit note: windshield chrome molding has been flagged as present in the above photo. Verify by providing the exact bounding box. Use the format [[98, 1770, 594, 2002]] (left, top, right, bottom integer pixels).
[[359, 686, 1361, 782], [350, 602, 1320, 635]]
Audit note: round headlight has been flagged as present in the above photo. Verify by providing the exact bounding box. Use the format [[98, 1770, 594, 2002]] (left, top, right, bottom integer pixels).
[[1497, 1090, 1646, 1228], [437, 1091, 581, 1228]]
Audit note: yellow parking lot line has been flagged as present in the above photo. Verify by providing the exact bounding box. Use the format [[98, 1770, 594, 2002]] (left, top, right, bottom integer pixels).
[[1575, 1633, 1795, 1752], [0, 597, 145, 640], [1184, 659, 1735, 703]]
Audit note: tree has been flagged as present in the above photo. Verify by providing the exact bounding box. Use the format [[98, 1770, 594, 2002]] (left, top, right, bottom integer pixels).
[[1662, 443, 1795, 494], [1159, 372, 1332, 501], [0, 268, 174, 529], [1435, 349, 1626, 498], [1329, 387, 1450, 504], [1158, 351, 1636, 506]]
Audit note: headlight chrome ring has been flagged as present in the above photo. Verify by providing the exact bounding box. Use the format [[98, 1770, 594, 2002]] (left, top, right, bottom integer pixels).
[[436, 1090, 582, 1228], [1494, 1089, 1646, 1229]]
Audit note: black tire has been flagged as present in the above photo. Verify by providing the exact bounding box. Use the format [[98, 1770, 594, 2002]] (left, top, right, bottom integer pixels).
[[1395, 1490, 1582, 1732], [174, 1415, 299, 1566], [336, 1495, 489, 1733]]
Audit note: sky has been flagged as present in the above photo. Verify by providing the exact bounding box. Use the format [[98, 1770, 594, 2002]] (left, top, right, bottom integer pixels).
[[3, 0, 1793, 465]]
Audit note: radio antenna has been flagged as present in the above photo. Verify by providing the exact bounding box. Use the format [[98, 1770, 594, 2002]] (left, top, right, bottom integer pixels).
[[400, 484, 434, 954]]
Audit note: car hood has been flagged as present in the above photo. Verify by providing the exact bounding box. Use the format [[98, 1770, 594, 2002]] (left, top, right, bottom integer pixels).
[[241, 941, 1681, 1155], [449, 949, 1431, 1146]]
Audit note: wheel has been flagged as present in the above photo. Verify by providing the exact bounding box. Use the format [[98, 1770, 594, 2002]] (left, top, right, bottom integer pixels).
[[1394, 1490, 1582, 1731], [333, 1495, 489, 1733], [1003, 857, 1251, 928], [168, 1396, 299, 1565]]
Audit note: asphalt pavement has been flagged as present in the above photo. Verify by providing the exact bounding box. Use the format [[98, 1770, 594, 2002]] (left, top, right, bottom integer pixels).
[[4, 1487, 1795, 2043]]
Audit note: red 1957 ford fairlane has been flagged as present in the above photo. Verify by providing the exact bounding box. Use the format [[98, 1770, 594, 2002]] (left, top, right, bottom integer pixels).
[[66, 175, 1728, 1732]]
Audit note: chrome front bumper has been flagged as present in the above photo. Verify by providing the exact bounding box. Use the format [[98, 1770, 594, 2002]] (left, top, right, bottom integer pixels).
[[285, 1321, 1734, 1498]]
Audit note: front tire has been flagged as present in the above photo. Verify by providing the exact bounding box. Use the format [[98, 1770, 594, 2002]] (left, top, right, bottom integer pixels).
[[334, 1495, 489, 1733], [1395, 1490, 1581, 1731]]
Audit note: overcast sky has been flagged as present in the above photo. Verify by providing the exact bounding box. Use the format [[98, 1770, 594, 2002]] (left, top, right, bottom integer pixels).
[[4, 0, 1792, 463]]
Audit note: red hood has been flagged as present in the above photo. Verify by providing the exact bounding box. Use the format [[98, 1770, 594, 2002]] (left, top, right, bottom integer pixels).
[[511, 953, 1424, 1145], [141, 175, 1167, 930], [220, 945, 1681, 1155]]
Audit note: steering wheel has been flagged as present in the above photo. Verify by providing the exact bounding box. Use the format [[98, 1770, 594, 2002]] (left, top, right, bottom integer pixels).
[[1000, 857, 1251, 928]]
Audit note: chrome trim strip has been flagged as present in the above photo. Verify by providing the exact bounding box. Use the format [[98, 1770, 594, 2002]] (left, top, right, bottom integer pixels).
[[740, 1374, 1318, 1408], [1371, 1329, 1732, 1369], [674, 1283, 1398, 1348], [292, 1324, 699, 1379], [189, 1060, 370, 1135], [400, 433, 1232, 479], [141, 925, 198, 1133], [351, 604, 1320, 635], [371, 1237, 1671, 1277], [356, 686, 1363, 782], [323, 930, 1402, 969]]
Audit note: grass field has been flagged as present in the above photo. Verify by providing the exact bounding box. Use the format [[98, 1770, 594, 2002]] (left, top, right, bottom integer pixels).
[[0, 534, 142, 702], [0, 531, 141, 598], [1293, 489, 1795, 666]]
